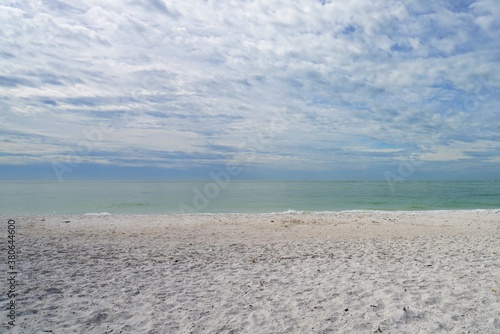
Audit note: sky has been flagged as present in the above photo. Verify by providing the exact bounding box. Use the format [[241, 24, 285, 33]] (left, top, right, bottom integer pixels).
[[1, 0, 499, 181]]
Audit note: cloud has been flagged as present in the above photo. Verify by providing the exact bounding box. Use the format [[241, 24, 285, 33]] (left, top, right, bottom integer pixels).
[[419, 140, 500, 161], [1, 0, 499, 179], [0, 75, 34, 87]]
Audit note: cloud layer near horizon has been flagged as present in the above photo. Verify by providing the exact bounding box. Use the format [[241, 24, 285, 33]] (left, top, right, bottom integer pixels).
[[1, 0, 500, 179]]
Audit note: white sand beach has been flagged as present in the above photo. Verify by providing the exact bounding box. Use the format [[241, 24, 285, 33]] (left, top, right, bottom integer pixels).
[[2, 210, 499, 333]]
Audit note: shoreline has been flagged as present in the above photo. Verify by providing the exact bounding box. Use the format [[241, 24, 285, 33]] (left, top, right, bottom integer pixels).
[[2, 211, 499, 332], [5, 207, 500, 218]]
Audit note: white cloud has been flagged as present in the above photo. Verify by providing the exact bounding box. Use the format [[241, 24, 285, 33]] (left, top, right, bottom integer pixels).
[[1, 0, 499, 177], [419, 140, 499, 161]]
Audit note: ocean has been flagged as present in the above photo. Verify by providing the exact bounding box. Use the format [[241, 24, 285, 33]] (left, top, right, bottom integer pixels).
[[1, 180, 499, 215]]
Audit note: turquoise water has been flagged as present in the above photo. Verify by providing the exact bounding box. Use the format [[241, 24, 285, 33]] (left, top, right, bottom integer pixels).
[[0, 180, 499, 215]]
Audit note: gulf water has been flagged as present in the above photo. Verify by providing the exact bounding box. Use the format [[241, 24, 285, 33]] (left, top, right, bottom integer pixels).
[[1, 180, 499, 215]]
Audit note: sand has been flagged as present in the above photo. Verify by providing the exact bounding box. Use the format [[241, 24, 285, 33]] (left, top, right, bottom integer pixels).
[[1, 210, 499, 333]]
